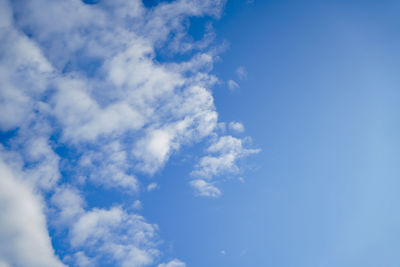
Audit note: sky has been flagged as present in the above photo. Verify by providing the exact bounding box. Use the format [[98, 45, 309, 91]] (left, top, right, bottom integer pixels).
[[1, 0, 400, 267]]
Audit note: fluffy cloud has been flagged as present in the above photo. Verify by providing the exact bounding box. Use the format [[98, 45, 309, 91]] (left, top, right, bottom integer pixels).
[[158, 259, 186, 267], [0, 0, 257, 265], [0, 160, 66, 267], [190, 136, 259, 197], [0, 10, 53, 131], [50, 186, 85, 226], [192, 136, 260, 179], [78, 141, 139, 191], [190, 179, 221, 198], [229, 121, 245, 133], [52, 186, 161, 267], [71, 252, 94, 267], [132, 85, 218, 175], [69, 207, 159, 267], [23, 136, 61, 190]]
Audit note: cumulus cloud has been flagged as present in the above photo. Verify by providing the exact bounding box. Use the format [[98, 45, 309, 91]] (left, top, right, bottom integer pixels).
[[0, 0, 257, 265], [79, 141, 139, 191], [0, 160, 66, 267], [229, 121, 245, 133], [70, 252, 94, 267], [190, 135, 259, 197], [190, 179, 221, 197], [50, 186, 85, 226], [50, 185, 163, 267], [192, 136, 260, 179], [0, 0, 53, 131], [158, 259, 186, 267], [69, 207, 159, 267], [23, 136, 61, 190]]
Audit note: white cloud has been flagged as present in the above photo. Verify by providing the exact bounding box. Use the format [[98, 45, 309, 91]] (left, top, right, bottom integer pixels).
[[71, 252, 94, 267], [79, 141, 139, 191], [0, 6, 62, 150], [190, 135, 259, 197], [52, 76, 147, 142], [192, 136, 260, 179], [0, 0, 53, 131], [147, 182, 159, 192], [142, 0, 226, 47], [227, 79, 239, 91], [0, 134, 61, 192], [133, 128, 176, 174], [192, 153, 238, 179], [1, 0, 223, 184], [190, 179, 221, 198], [158, 259, 186, 267], [69, 207, 159, 267], [50, 187, 161, 267], [51, 186, 85, 226], [23, 136, 61, 190], [229, 121, 245, 133], [132, 86, 218, 174], [133, 200, 143, 210], [0, 159, 66, 267]]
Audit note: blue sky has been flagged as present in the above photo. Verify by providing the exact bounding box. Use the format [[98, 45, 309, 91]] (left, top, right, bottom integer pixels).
[[1, 0, 400, 267]]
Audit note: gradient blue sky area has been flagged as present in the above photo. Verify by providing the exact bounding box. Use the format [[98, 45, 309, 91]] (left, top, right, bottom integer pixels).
[[221, 1, 400, 266], [152, 1, 400, 266], [1, 1, 400, 267]]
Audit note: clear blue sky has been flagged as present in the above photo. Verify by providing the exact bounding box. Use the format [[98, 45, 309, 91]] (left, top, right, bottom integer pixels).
[[211, 1, 400, 266], [1, 0, 400, 267]]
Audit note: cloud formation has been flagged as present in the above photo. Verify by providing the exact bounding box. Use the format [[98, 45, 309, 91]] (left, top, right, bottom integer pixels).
[[190, 179, 221, 197], [69, 207, 159, 267], [229, 121, 245, 133], [192, 136, 260, 179], [158, 259, 186, 267], [0, 0, 258, 265], [0, 159, 66, 267]]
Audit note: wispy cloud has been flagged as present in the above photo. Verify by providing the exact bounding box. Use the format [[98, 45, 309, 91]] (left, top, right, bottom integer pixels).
[[147, 182, 159, 192], [190, 135, 259, 197], [133, 200, 143, 210], [236, 66, 248, 80], [191, 136, 260, 179], [228, 79, 240, 91]]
